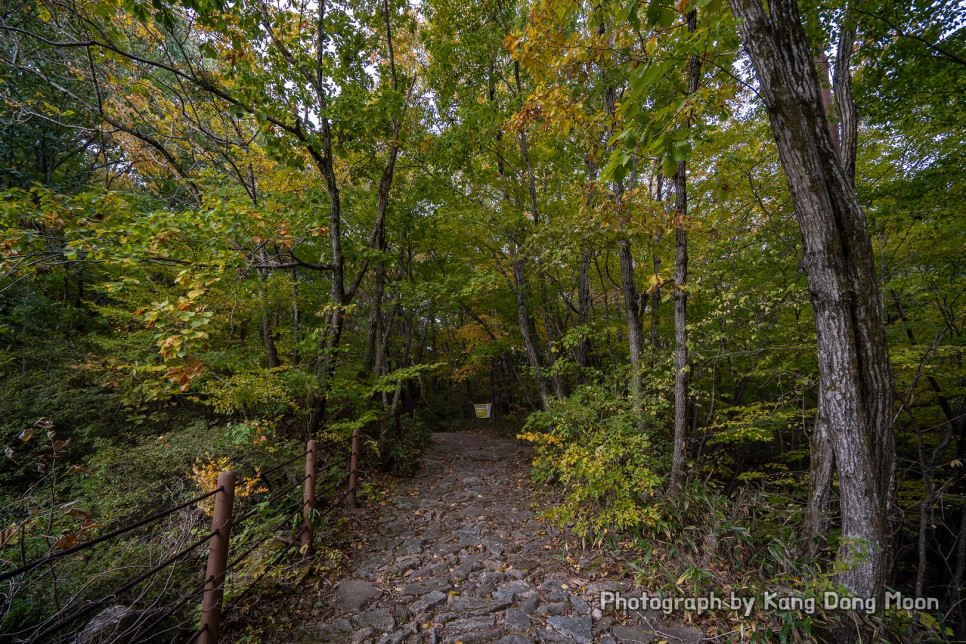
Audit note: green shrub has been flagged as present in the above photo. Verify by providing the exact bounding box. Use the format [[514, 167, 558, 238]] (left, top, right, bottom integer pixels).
[[520, 384, 663, 539]]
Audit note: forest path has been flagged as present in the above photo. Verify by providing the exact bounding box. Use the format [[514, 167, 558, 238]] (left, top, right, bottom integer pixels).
[[284, 430, 702, 644]]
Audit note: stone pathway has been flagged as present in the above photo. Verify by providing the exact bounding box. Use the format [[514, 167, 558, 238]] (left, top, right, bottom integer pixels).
[[286, 430, 702, 644]]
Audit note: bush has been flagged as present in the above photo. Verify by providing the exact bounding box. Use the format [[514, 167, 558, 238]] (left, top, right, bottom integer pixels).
[[519, 384, 663, 539]]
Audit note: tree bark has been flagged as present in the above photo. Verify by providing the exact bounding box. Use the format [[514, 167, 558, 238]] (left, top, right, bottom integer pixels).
[[669, 10, 700, 491], [728, 0, 896, 601], [510, 241, 551, 407]]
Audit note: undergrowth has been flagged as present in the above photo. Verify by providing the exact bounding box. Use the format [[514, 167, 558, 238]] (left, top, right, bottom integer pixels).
[[521, 384, 951, 642]]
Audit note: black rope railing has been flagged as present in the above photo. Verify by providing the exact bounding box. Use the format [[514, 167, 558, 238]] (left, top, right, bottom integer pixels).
[[3, 435, 362, 644], [258, 449, 311, 478], [24, 530, 219, 642], [0, 486, 224, 582], [231, 475, 309, 529], [133, 576, 211, 641]]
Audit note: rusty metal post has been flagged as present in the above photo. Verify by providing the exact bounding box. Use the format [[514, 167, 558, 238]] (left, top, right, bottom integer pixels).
[[348, 427, 360, 509], [199, 471, 235, 644], [301, 440, 317, 555]]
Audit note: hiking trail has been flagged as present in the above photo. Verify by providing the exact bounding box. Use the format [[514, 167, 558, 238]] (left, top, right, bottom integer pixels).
[[283, 430, 702, 644]]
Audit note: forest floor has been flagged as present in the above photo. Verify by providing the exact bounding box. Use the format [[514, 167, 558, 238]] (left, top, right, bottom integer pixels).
[[264, 429, 705, 644]]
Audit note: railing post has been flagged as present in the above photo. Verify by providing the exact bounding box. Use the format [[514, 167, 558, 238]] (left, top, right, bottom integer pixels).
[[348, 427, 360, 510], [199, 471, 235, 644], [301, 440, 317, 555]]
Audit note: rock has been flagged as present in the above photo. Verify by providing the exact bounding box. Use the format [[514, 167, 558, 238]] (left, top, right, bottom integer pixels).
[[349, 627, 375, 643], [540, 601, 569, 616], [649, 622, 703, 644], [301, 618, 354, 642], [75, 605, 170, 644], [401, 576, 453, 596], [611, 626, 655, 643], [505, 607, 531, 630], [337, 580, 382, 612], [547, 615, 593, 643], [519, 594, 541, 615], [570, 596, 591, 615], [410, 590, 449, 613], [450, 596, 513, 614], [353, 608, 394, 632], [496, 636, 535, 644], [480, 570, 507, 585], [412, 561, 449, 579], [445, 614, 497, 632], [452, 557, 483, 580], [399, 538, 427, 556]]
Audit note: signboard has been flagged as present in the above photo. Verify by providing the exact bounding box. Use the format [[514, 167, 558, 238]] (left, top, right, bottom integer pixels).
[[474, 403, 492, 419]]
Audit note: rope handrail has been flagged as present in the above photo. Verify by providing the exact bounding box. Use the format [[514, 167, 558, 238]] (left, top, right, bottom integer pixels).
[[0, 486, 224, 582], [25, 530, 218, 642], [5, 433, 362, 644], [232, 474, 309, 529], [137, 577, 211, 641], [258, 448, 311, 477]]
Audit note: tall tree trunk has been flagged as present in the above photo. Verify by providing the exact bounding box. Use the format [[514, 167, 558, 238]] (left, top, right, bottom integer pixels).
[[728, 0, 896, 601], [514, 61, 567, 401], [576, 248, 594, 371], [510, 241, 550, 407], [805, 16, 855, 555], [604, 84, 644, 417], [669, 10, 700, 490]]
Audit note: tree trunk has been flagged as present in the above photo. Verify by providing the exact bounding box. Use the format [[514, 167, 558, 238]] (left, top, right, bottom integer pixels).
[[728, 0, 896, 601], [669, 9, 699, 490], [510, 242, 550, 407]]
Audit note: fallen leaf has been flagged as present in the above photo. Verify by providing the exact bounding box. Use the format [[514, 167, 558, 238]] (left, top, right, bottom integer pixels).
[[66, 508, 93, 521], [0, 525, 19, 547], [55, 533, 79, 550]]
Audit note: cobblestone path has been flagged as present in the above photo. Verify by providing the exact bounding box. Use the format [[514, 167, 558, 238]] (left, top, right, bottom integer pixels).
[[287, 431, 702, 644]]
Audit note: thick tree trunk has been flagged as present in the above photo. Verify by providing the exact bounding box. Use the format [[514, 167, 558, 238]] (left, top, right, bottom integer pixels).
[[728, 0, 896, 601]]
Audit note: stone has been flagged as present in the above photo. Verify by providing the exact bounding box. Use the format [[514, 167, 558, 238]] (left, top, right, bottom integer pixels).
[[76, 605, 170, 644], [412, 561, 449, 579], [480, 570, 507, 585], [399, 538, 427, 556], [350, 627, 375, 643], [353, 608, 394, 632], [648, 622, 703, 644], [611, 626, 655, 643], [540, 601, 568, 616], [337, 580, 382, 612], [446, 614, 497, 632], [451, 596, 513, 613], [547, 615, 593, 643], [401, 576, 452, 596], [410, 590, 449, 613], [452, 558, 482, 580], [519, 594, 541, 615], [505, 608, 531, 630], [302, 618, 353, 643], [495, 637, 535, 644]]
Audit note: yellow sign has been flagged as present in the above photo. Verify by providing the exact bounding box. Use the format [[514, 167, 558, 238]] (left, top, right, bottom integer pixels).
[[474, 403, 491, 419]]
